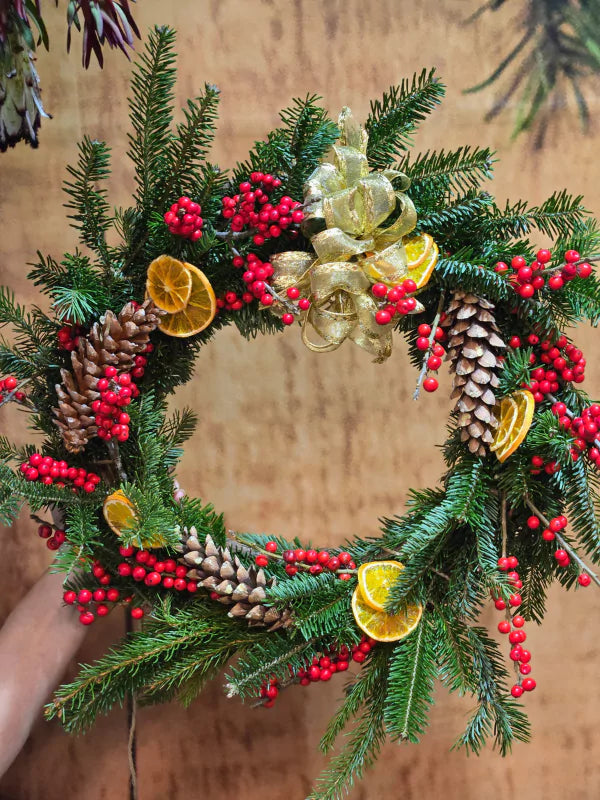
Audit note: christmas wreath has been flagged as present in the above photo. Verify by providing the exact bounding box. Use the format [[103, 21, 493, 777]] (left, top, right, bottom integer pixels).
[[2, 25, 600, 799]]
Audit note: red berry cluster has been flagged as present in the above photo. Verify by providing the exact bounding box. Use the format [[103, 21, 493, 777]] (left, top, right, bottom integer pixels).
[[221, 173, 303, 246], [526, 512, 590, 583], [552, 402, 600, 468], [37, 522, 67, 551], [414, 321, 448, 393], [512, 334, 586, 403], [371, 279, 421, 325], [57, 323, 82, 351], [495, 556, 536, 698], [216, 254, 277, 312], [529, 454, 561, 476], [495, 249, 593, 299], [257, 638, 375, 708], [92, 365, 139, 443], [19, 453, 100, 493], [255, 541, 356, 579], [0, 374, 25, 403], [116, 544, 198, 595], [63, 559, 130, 625], [163, 196, 204, 241]]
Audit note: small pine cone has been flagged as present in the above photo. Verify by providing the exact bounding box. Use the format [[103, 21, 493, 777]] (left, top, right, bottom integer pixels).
[[179, 528, 293, 631], [441, 291, 506, 457], [53, 299, 165, 452]]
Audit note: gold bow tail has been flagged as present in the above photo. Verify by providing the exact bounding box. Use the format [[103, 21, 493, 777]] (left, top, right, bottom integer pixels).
[[267, 106, 436, 361]]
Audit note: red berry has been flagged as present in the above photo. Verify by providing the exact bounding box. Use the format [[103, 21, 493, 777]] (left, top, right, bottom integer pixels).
[[578, 573, 592, 587], [511, 256, 526, 270], [494, 598, 506, 611], [423, 377, 438, 393], [537, 249, 551, 264], [4, 376, 17, 391], [79, 612, 95, 626], [554, 549, 568, 562], [512, 615, 525, 628], [131, 607, 144, 620], [63, 590, 77, 604], [518, 283, 535, 299], [375, 310, 392, 326], [511, 684, 524, 698], [549, 275, 564, 291], [77, 589, 92, 604], [282, 313, 294, 326], [265, 541, 278, 553], [427, 355, 442, 370], [255, 554, 269, 568], [509, 593, 522, 607], [317, 551, 330, 564], [564, 249, 580, 263], [527, 516, 540, 530], [38, 524, 53, 538], [498, 620, 511, 634], [520, 663, 532, 675], [509, 336, 521, 348]]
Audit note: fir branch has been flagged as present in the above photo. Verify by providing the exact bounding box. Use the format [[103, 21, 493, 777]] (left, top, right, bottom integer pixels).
[[127, 25, 177, 212], [365, 70, 446, 168], [166, 83, 221, 198], [384, 615, 437, 742], [403, 145, 495, 197], [308, 650, 389, 800], [46, 611, 237, 732], [63, 137, 113, 267]]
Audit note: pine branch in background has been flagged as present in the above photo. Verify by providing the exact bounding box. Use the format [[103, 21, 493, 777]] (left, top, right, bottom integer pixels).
[[465, 0, 600, 146], [401, 146, 496, 198], [365, 69, 446, 168]]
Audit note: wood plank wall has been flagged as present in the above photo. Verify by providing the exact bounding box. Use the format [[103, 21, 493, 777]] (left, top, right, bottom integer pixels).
[[1, 1, 599, 797]]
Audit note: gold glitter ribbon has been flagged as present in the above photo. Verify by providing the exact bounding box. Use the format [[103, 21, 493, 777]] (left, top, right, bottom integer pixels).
[[271, 107, 424, 362]]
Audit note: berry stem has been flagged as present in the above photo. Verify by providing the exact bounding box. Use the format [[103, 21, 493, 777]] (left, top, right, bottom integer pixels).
[[413, 291, 445, 401], [0, 376, 32, 408], [524, 496, 600, 587], [106, 438, 128, 484], [543, 255, 600, 277], [262, 282, 299, 315]]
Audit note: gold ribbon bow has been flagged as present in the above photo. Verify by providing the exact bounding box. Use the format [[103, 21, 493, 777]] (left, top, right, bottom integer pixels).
[[270, 107, 425, 362]]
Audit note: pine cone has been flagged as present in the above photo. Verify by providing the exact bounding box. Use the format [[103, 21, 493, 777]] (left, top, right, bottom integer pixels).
[[53, 300, 165, 452], [442, 291, 506, 457], [179, 529, 293, 631]]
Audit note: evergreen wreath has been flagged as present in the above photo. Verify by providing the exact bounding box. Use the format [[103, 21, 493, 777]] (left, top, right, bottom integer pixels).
[[2, 25, 600, 800]]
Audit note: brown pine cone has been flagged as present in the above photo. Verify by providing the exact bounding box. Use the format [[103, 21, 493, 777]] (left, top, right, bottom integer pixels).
[[442, 291, 506, 457], [53, 299, 165, 452], [179, 528, 293, 631]]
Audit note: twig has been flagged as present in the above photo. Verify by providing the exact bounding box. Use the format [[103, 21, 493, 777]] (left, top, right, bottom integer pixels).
[[106, 438, 127, 483], [127, 695, 137, 800], [0, 377, 33, 408], [524, 495, 600, 588], [213, 229, 253, 242], [262, 282, 300, 315], [501, 492, 508, 558], [413, 291, 446, 400]]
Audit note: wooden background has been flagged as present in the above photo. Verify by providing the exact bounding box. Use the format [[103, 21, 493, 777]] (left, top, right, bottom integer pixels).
[[1, 0, 600, 797]]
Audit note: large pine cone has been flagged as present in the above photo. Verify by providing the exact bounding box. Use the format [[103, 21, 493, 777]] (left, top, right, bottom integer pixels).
[[179, 529, 292, 631], [53, 299, 165, 452], [442, 291, 506, 457]]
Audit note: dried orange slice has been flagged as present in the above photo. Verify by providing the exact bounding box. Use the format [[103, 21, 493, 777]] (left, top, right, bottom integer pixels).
[[492, 389, 535, 463], [489, 396, 518, 453], [405, 234, 439, 289], [352, 586, 422, 642], [103, 489, 138, 537], [146, 255, 193, 314], [103, 490, 167, 548], [158, 264, 216, 338], [358, 560, 405, 612]]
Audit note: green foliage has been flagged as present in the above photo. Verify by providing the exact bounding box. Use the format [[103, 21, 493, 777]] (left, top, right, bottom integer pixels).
[[63, 137, 113, 266], [365, 70, 445, 168], [384, 616, 437, 742]]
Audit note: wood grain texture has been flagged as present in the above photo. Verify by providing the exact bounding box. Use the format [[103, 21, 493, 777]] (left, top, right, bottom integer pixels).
[[1, 0, 600, 797]]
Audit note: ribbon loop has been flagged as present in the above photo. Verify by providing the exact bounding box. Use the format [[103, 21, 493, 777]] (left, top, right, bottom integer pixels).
[[270, 106, 434, 362]]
